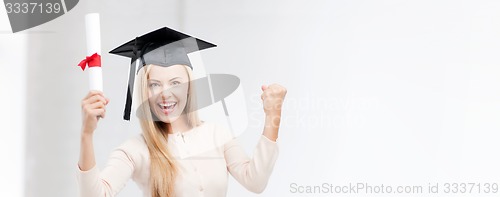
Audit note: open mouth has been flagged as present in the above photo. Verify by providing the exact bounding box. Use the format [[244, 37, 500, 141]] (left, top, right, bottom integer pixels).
[[158, 102, 177, 115]]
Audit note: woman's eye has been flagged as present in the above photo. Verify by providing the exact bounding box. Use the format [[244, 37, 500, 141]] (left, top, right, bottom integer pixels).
[[149, 83, 161, 88], [171, 81, 181, 86]]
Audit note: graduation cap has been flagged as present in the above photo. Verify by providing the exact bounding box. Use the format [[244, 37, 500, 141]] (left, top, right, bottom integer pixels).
[[109, 27, 216, 120]]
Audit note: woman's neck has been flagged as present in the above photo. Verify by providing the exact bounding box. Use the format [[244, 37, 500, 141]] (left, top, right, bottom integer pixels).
[[167, 114, 192, 134]]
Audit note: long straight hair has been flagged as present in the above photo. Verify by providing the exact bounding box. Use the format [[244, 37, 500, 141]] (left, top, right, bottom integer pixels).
[[136, 64, 201, 197]]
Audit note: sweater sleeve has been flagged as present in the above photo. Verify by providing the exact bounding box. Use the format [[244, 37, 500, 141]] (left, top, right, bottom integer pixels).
[[224, 135, 279, 193], [76, 137, 141, 197]]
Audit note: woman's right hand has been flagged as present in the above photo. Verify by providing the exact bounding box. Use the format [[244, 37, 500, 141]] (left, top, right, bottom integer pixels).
[[81, 91, 109, 135]]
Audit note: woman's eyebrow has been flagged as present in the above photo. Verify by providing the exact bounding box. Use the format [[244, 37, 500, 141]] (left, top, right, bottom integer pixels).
[[148, 77, 183, 82], [169, 77, 182, 82], [148, 79, 161, 82]]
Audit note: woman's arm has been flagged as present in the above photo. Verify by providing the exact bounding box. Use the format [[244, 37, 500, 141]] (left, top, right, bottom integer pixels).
[[225, 135, 279, 193], [77, 139, 139, 197], [79, 133, 96, 171], [77, 91, 136, 197], [79, 91, 108, 171], [225, 84, 287, 193], [77, 91, 149, 197], [262, 114, 281, 142]]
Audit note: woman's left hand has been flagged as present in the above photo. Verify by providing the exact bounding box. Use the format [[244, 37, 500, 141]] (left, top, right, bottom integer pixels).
[[261, 84, 287, 117]]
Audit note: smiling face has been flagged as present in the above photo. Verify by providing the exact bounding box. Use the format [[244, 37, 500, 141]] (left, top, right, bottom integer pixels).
[[147, 64, 190, 123]]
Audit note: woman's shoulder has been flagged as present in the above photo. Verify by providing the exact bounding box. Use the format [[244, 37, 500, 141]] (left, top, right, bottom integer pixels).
[[114, 134, 149, 162], [118, 134, 147, 149], [110, 134, 150, 179], [197, 121, 234, 141]]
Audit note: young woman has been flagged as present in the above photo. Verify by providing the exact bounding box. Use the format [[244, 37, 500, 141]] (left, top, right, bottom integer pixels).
[[77, 27, 287, 197]]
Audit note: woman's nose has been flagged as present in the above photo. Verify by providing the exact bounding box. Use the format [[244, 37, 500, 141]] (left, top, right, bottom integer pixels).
[[160, 87, 174, 99]]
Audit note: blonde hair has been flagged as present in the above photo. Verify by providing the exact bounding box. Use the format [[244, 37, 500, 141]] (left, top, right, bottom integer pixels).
[[136, 64, 201, 197]]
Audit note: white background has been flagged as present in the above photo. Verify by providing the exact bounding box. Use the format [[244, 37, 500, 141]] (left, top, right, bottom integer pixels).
[[1, 0, 500, 196]]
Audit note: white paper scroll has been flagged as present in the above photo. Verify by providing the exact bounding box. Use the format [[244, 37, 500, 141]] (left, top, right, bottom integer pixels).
[[85, 13, 103, 91]]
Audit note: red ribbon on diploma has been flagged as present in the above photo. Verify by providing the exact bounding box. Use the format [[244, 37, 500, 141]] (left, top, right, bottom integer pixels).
[[78, 53, 101, 71]]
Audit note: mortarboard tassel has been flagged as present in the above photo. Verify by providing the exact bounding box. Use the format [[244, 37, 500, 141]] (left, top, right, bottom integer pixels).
[[123, 38, 140, 121]]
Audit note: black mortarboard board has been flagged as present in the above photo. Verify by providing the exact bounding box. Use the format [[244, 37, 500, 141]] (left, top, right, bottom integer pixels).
[[109, 27, 216, 120]]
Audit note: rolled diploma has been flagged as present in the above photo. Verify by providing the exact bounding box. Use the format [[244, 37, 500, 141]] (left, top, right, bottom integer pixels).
[[85, 13, 103, 91]]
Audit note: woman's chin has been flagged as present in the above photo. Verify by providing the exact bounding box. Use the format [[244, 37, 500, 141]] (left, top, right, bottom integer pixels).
[[154, 111, 182, 123], [154, 115, 172, 123]]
